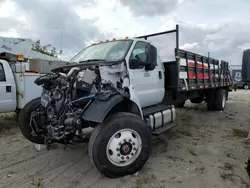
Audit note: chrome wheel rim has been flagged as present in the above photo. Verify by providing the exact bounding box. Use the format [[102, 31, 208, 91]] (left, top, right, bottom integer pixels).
[[106, 129, 142, 167]]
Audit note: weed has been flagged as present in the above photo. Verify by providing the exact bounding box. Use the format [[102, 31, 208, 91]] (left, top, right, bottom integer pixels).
[[31, 176, 44, 188], [135, 179, 143, 188]]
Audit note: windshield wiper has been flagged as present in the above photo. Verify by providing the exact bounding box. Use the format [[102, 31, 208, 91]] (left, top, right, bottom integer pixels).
[[79, 59, 106, 63]]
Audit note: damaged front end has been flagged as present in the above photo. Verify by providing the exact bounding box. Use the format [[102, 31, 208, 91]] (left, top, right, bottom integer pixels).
[[31, 60, 130, 148]]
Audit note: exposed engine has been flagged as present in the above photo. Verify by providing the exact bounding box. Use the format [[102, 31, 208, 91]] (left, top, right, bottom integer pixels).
[[32, 63, 128, 148]]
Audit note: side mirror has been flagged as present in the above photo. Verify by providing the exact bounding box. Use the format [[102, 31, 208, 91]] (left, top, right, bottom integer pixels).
[[147, 45, 157, 65], [145, 44, 157, 71]]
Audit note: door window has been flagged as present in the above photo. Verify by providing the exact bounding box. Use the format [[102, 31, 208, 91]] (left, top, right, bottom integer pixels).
[[130, 41, 149, 62], [0, 63, 6, 82]]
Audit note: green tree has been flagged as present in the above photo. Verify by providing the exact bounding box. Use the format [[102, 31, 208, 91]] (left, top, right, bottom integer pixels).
[[31, 40, 57, 57]]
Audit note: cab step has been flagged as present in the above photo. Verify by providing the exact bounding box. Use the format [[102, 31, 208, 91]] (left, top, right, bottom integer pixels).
[[153, 123, 177, 135], [142, 104, 171, 116]]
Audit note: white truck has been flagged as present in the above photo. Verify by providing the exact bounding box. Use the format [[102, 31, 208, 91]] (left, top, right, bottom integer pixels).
[[0, 58, 68, 113], [18, 25, 232, 178], [0, 59, 43, 113]]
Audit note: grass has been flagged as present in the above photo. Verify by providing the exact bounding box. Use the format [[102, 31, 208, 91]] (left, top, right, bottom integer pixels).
[[31, 176, 44, 188], [135, 179, 143, 188], [133, 174, 157, 188]]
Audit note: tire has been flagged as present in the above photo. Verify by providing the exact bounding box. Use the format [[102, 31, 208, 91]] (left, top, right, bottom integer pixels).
[[206, 90, 215, 111], [175, 100, 185, 108], [214, 89, 227, 111], [244, 84, 249, 90], [88, 112, 152, 178], [18, 98, 45, 144], [190, 98, 203, 104]]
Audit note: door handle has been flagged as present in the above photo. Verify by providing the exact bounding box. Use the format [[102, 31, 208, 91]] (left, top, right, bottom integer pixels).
[[6, 85, 11, 93], [158, 71, 162, 79]]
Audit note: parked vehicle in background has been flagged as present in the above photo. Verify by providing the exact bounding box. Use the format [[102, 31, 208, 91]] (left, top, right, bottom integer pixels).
[[231, 69, 249, 89], [241, 49, 250, 90], [18, 25, 233, 178], [241, 49, 250, 177], [0, 55, 68, 113]]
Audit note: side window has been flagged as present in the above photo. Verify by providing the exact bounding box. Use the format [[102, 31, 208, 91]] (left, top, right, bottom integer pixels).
[[0, 63, 6, 82], [130, 41, 149, 62]]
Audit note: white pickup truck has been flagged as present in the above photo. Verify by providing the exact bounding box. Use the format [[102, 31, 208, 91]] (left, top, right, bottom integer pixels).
[[0, 59, 43, 113], [18, 25, 232, 178], [0, 59, 68, 113]]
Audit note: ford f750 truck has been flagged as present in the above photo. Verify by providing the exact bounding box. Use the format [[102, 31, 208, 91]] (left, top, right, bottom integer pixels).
[[18, 25, 232, 178]]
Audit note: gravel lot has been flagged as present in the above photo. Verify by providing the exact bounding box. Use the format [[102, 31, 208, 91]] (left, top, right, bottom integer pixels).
[[0, 89, 250, 188]]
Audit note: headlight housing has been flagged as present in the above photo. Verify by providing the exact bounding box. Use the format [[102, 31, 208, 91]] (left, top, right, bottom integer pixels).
[[41, 92, 51, 108]]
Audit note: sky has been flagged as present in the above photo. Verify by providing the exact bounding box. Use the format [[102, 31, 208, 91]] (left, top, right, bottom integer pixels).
[[0, 0, 250, 65]]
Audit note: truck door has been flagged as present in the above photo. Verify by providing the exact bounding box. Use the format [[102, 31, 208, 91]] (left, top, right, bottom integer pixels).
[[0, 60, 16, 112], [127, 41, 165, 108]]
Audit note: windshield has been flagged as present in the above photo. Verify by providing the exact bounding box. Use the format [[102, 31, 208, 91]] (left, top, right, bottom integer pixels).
[[69, 40, 133, 63]]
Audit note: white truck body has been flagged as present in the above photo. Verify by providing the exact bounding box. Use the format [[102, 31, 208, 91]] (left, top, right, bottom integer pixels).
[[14, 73, 43, 109], [0, 59, 44, 113]]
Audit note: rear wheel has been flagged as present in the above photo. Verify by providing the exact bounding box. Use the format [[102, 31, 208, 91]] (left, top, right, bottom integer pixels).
[[88, 112, 152, 178], [206, 89, 215, 110], [175, 100, 186, 108], [214, 89, 227, 111], [206, 89, 227, 111], [190, 98, 203, 104], [19, 98, 45, 144]]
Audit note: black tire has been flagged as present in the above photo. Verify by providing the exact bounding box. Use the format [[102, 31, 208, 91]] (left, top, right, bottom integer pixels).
[[214, 89, 227, 111], [88, 112, 152, 178], [19, 98, 45, 144], [175, 100, 185, 108], [190, 98, 203, 104], [206, 90, 215, 111]]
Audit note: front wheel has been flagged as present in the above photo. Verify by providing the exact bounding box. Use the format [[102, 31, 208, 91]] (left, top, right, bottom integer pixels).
[[88, 112, 152, 178], [18, 98, 45, 144]]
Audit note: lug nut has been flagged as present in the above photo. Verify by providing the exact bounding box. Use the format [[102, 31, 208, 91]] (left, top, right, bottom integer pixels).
[[117, 153, 121, 157], [133, 147, 136, 151], [126, 156, 129, 159], [132, 142, 135, 145], [121, 156, 124, 160], [123, 139, 127, 142], [129, 139, 132, 142], [131, 153, 134, 156], [116, 148, 120, 151], [119, 142, 122, 146]]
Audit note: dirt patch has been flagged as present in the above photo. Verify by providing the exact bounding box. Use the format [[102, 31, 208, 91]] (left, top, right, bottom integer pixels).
[[0, 90, 250, 188], [0, 113, 18, 134], [232, 128, 249, 138]]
